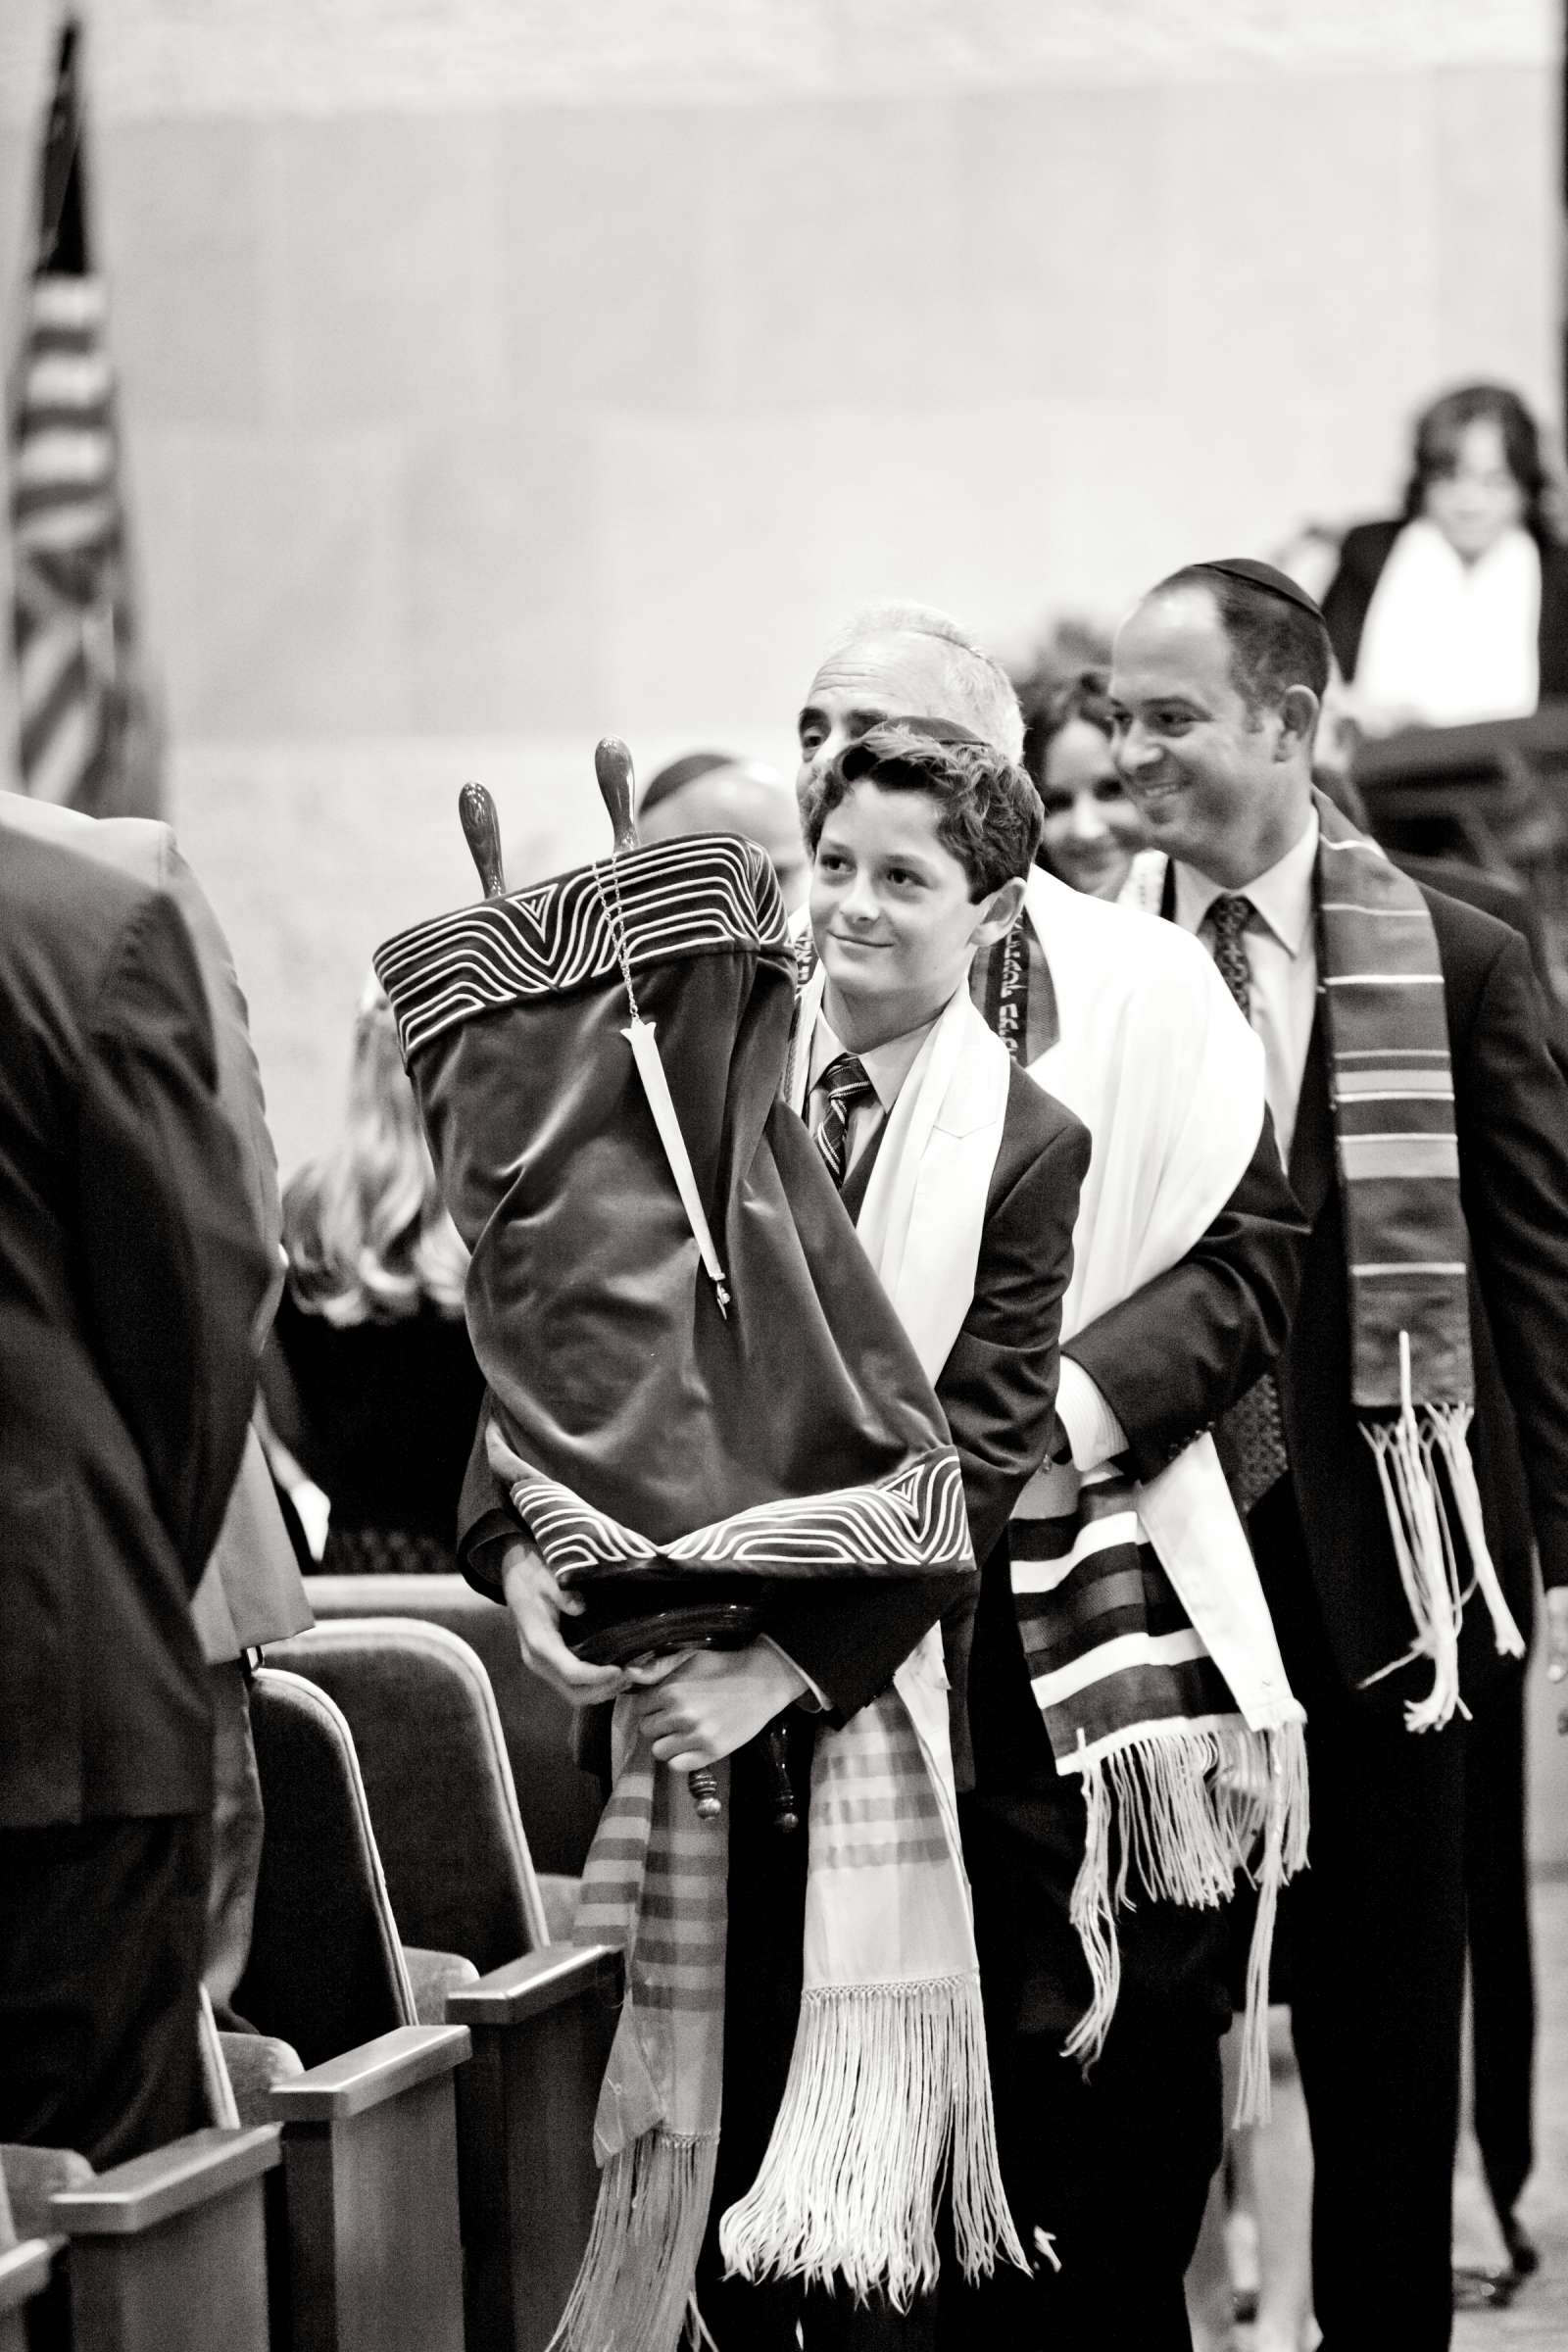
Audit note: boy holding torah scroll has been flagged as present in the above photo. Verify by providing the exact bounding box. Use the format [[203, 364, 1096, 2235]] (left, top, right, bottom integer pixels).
[[376, 724, 1087, 2346]]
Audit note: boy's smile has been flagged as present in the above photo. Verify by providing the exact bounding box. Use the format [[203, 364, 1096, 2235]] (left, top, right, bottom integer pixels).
[[809, 781, 1022, 1052]]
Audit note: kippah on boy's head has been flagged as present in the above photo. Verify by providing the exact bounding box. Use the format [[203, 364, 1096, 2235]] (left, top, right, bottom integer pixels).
[[803, 715, 1044, 902]]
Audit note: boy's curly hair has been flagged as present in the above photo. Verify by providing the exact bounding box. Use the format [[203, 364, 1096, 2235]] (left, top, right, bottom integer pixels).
[[802, 715, 1044, 901]]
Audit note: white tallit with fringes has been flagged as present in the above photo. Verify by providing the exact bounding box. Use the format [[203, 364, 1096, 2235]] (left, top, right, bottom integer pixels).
[[1009, 873, 1309, 2123], [1014, 871, 1304, 1743]]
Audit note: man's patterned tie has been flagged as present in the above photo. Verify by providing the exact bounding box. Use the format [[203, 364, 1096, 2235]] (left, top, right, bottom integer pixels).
[[812, 1052, 875, 1191], [1207, 895, 1291, 1514]]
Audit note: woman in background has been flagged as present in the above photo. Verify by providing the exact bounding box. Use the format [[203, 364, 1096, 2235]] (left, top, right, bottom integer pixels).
[[263, 979, 483, 1574], [1323, 381, 1568, 733], [1025, 668, 1147, 900]]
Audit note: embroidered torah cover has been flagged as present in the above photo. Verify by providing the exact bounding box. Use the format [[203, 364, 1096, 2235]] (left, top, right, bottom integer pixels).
[[373, 833, 971, 1608]]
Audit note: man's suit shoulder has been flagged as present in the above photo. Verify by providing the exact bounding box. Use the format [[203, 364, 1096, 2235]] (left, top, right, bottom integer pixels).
[[3, 826, 169, 994], [1416, 875, 1527, 995]]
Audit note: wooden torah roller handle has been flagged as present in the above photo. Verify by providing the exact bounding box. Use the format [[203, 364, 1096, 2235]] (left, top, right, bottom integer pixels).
[[595, 738, 639, 856], [688, 1739, 799, 1834], [459, 780, 507, 899]]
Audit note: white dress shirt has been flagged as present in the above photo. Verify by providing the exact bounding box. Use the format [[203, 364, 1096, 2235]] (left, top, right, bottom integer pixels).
[[1172, 810, 1320, 1168]]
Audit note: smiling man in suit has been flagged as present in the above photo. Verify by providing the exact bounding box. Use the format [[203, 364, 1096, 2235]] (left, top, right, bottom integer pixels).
[[1109, 558, 1568, 2351]]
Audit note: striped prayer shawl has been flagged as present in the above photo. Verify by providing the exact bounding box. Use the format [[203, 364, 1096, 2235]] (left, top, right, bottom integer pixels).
[[552, 1661, 1023, 2352], [1314, 793, 1524, 1726], [1011, 1463, 1306, 2109], [1014, 1477, 1238, 1764]]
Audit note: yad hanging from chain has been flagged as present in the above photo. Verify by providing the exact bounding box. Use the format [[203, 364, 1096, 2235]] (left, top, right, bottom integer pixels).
[[591, 737, 731, 1317]]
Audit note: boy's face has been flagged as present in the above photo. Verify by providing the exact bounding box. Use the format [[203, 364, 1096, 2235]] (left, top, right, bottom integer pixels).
[[809, 781, 1020, 1044]]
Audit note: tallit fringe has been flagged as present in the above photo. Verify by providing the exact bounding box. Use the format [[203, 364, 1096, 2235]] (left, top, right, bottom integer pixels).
[[1062, 1720, 1310, 2119], [547, 2129, 718, 2352], [1430, 1403, 1526, 1663], [719, 1976, 1028, 2308], [1361, 1381, 1524, 1733], [1232, 1719, 1310, 2131], [1062, 1745, 1120, 2072]]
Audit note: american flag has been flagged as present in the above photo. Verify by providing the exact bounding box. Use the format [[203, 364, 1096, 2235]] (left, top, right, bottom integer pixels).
[[9, 17, 160, 815]]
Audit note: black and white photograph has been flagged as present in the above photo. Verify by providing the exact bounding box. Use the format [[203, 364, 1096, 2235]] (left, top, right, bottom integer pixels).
[[1, 5, 1565, 2348]]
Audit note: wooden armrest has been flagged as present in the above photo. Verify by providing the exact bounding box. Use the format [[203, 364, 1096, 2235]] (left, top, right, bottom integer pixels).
[[266, 2025, 470, 2123], [49, 2128, 280, 2237], [0, 2239, 58, 2315], [445, 1942, 622, 2027]]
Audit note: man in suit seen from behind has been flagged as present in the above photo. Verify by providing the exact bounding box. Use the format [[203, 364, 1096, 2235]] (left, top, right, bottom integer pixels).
[[0, 831, 270, 2163]]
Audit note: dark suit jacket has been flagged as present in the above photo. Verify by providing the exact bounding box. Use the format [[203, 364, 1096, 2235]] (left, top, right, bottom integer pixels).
[[1058, 1112, 1308, 1485], [0, 792, 312, 1660], [0, 833, 269, 1827], [1256, 884, 1568, 1707], [461, 1061, 1089, 1760], [1323, 517, 1568, 700]]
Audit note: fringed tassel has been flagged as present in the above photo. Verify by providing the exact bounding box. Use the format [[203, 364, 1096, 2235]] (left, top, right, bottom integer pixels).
[[1232, 1720, 1309, 2130], [1430, 1403, 1526, 1662], [1064, 1721, 1309, 2082], [1062, 1745, 1119, 2072], [719, 1976, 1027, 2308], [1360, 1334, 1464, 1731], [1104, 1729, 1245, 1910], [547, 2130, 718, 2352]]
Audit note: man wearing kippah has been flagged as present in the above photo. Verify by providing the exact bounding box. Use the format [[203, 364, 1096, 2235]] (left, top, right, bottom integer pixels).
[[798, 604, 1313, 2350], [1110, 559, 1568, 2349]]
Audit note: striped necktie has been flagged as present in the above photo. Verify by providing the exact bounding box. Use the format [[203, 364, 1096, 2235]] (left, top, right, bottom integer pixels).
[[812, 1053, 875, 1191], [1207, 894, 1291, 1512]]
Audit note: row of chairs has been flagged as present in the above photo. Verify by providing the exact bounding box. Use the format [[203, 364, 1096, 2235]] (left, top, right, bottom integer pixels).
[[2, 1581, 617, 2352]]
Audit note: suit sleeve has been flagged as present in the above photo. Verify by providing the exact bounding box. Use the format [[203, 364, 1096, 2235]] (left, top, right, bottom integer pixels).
[[77, 890, 270, 1587], [767, 1112, 1090, 1721], [1454, 929, 1568, 1589], [1062, 1111, 1309, 1485]]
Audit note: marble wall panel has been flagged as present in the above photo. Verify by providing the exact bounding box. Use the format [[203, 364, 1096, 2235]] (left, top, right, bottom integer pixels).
[[1433, 65, 1557, 403], [265, 113, 508, 426], [497, 105, 720, 417], [404, 419, 599, 732], [1159, 73, 1443, 445], [709, 98, 966, 411], [595, 399, 1187, 741], [95, 121, 270, 427], [138, 426, 409, 737], [951, 85, 1167, 404]]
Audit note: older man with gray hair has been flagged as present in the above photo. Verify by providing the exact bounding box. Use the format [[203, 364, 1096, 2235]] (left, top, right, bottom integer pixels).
[[796, 600, 1310, 2351]]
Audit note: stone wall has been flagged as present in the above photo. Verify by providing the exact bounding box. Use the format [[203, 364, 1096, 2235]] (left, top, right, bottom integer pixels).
[[0, 2, 1559, 1151]]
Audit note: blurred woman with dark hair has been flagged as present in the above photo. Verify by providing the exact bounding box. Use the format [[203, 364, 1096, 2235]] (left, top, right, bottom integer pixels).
[[1323, 381, 1568, 731], [263, 978, 483, 1574], [1025, 667, 1148, 900]]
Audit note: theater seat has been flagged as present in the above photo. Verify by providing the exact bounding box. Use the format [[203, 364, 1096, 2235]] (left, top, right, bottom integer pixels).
[[302, 1573, 599, 1880], [266, 1619, 565, 1966], [235, 1668, 474, 2066]]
